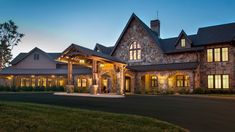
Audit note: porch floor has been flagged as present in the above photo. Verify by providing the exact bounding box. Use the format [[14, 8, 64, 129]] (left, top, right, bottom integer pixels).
[[53, 92, 125, 98]]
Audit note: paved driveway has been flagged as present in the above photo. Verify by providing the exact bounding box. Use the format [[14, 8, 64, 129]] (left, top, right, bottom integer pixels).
[[0, 93, 234, 132]]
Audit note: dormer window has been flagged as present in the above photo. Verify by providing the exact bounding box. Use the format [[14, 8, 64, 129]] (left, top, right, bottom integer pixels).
[[34, 54, 39, 60], [129, 41, 141, 60], [181, 38, 186, 47]]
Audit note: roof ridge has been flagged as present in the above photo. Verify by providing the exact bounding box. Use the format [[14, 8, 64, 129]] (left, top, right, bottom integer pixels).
[[198, 22, 235, 30]]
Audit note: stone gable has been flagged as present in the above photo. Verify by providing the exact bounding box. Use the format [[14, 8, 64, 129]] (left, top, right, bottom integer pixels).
[[112, 17, 198, 66]]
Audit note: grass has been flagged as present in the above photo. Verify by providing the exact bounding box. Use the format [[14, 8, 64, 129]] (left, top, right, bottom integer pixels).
[[0, 101, 187, 132]]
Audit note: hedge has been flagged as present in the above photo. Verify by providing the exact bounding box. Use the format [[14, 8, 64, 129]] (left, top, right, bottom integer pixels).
[[0, 86, 65, 92]]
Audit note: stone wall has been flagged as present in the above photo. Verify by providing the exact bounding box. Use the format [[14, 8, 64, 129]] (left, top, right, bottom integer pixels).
[[112, 18, 198, 66], [199, 44, 235, 88]]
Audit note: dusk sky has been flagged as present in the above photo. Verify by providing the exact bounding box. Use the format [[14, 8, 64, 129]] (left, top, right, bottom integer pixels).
[[1, 0, 235, 58]]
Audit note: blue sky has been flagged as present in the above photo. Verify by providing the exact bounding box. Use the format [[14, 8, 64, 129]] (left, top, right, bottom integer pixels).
[[1, 0, 235, 57]]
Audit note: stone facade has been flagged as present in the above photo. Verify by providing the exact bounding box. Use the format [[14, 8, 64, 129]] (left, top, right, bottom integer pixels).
[[199, 43, 235, 88], [112, 18, 198, 66]]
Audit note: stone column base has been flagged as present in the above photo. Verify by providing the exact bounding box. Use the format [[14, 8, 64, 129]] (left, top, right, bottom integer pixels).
[[90, 85, 98, 94], [65, 85, 74, 93]]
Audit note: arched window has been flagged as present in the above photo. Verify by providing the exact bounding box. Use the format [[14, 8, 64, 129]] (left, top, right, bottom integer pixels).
[[129, 41, 141, 60]]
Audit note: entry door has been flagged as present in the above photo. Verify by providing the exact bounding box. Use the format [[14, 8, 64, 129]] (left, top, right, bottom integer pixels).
[[125, 77, 131, 92], [102, 79, 108, 93]]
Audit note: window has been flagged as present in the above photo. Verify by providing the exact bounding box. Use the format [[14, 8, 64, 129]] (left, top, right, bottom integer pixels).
[[207, 75, 229, 89], [176, 75, 189, 87], [82, 79, 87, 87], [215, 75, 221, 88], [31, 78, 36, 87], [151, 75, 158, 87], [222, 75, 229, 89], [214, 48, 221, 62], [129, 41, 141, 60], [207, 75, 214, 89], [207, 49, 213, 62], [222, 48, 228, 61], [77, 78, 87, 87], [176, 75, 184, 87], [34, 54, 39, 60], [207, 47, 229, 62], [181, 39, 186, 47]]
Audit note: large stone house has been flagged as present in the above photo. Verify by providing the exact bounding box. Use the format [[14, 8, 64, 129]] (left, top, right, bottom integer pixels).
[[0, 13, 235, 94]]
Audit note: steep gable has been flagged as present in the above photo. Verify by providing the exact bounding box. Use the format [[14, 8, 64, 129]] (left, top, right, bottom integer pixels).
[[111, 13, 166, 66], [110, 13, 162, 56], [175, 30, 192, 49], [12, 47, 58, 69]]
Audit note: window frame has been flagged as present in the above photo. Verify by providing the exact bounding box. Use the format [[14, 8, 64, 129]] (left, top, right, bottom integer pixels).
[[34, 54, 40, 60], [181, 38, 186, 47], [77, 78, 87, 88], [129, 41, 141, 61], [151, 75, 158, 87], [222, 47, 229, 62], [207, 47, 229, 62], [207, 74, 230, 89], [176, 75, 189, 87]]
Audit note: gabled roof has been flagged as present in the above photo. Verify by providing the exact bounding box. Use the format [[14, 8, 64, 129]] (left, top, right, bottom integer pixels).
[[110, 13, 161, 55], [61, 44, 125, 64], [94, 43, 113, 55], [174, 30, 192, 46], [11, 47, 61, 65], [194, 22, 235, 46]]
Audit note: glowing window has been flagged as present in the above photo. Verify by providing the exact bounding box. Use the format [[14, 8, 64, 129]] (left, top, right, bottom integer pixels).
[[215, 75, 221, 89], [82, 79, 87, 87], [129, 41, 141, 60], [31, 78, 36, 87], [151, 75, 158, 87], [207, 75, 214, 89], [207, 49, 213, 62], [176, 75, 184, 87], [77, 78, 87, 87], [222, 75, 229, 89], [181, 39, 186, 47], [222, 48, 228, 61], [214, 48, 221, 62]]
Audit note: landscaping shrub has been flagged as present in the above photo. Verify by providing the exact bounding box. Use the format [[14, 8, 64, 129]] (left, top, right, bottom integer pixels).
[[0, 85, 10, 91], [77, 87, 89, 93], [47, 86, 64, 92], [20, 86, 33, 91], [193, 88, 235, 94], [177, 87, 190, 94]]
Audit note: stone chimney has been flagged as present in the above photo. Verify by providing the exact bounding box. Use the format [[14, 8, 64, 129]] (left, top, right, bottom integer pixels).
[[150, 19, 160, 37]]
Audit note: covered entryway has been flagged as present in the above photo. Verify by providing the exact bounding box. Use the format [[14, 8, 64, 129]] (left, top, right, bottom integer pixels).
[[57, 44, 126, 95]]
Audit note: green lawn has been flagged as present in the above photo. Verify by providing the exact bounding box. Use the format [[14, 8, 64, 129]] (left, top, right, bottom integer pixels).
[[0, 101, 187, 132]]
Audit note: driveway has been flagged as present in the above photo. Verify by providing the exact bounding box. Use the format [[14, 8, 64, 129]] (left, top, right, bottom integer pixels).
[[0, 93, 234, 132]]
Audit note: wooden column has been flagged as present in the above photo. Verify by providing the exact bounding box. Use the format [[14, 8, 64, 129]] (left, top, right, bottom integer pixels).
[[91, 60, 99, 94], [67, 60, 73, 85], [119, 65, 124, 95]]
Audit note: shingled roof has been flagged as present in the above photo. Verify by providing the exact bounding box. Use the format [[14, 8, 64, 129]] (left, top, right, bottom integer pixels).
[[110, 13, 235, 55], [61, 44, 125, 64], [94, 43, 113, 55], [11, 47, 61, 65]]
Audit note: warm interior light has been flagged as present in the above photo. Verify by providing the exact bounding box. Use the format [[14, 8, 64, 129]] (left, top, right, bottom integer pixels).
[[31, 75, 35, 78], [100, 64, 105, 67], [51, 75, 55, 78], [79, 59, 85, 64]]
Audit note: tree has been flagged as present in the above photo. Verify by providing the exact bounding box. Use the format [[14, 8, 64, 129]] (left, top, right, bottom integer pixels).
[[0, 20, 24, 69]]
